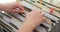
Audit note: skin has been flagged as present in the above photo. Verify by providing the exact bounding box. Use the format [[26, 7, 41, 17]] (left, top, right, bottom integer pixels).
[[17, 10, 45, 32], [0, 2, 24, 13], [0, 2, 45, 32]]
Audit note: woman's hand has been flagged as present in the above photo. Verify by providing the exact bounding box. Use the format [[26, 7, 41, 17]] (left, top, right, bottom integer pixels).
[[0, 2, 24, 13], [25, 10, 45, 27], [18, 10, 45, 32]]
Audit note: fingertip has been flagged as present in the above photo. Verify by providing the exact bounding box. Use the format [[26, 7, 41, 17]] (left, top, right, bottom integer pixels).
[[11, 9, 23, 13], [18, 10, 24, 14], [18, 3, 24, 10], [43, 17, 46, 20], [32, 10, 42, 13]]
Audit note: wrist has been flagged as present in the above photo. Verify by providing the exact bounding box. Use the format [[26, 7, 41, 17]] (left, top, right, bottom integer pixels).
[[18, 20, 41, 32]]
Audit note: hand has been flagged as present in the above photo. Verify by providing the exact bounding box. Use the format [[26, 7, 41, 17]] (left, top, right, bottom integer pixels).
[[25, 10, 45, 28], [18, 10, 46, 32], [18, 10, 45, 32], [1, 2, 24, 13]]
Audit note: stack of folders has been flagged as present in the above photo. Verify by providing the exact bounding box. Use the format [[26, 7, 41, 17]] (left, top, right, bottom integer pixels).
[[0, 0, 60, 32]]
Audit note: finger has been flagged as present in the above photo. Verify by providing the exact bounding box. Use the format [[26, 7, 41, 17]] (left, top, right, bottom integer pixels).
[[31, 10, 40, 15], [26, 12, 31, 17], [11, 9, 24, 13], [32, 10, 42, 13], [39, 12, 44, 17], [31, 10, 42, 15], [37, 13, 45, 21], [17, 3, 24, 11], [41, 17, 46, 22], [15, 8, 24, 13]]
